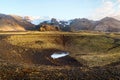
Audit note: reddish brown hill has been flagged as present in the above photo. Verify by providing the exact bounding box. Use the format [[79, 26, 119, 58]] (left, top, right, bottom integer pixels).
[[39, 24, 60, 31]]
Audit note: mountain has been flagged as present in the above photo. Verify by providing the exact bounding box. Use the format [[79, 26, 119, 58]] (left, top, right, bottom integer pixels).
[[69, 17, 120, 32], [0, 14, 35, 31], [0, 13, 120, 32], [23, 16, 51, 25], [70, 18, 95, 31], [36, 17, 120, 32], [94, 17, 120, 32], [112, 15, 120, 21], [11, 15, 35, 30], [36, 18, 71, 31]]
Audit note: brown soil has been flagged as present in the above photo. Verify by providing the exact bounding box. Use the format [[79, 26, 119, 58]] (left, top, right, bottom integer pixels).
[[0, 35, 83, 67]]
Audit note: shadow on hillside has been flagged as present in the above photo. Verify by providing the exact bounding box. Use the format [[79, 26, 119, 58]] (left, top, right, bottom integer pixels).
[[23, 48, 85, 67], [104, 60, 120, 67]]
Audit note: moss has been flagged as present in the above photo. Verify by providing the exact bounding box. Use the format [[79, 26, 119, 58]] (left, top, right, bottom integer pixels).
[[1, 32, 120, 79]]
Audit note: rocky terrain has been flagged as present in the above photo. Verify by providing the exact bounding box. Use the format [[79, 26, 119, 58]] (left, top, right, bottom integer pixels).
[[0, 32, 120, 79], [39, 24, 60, 31]]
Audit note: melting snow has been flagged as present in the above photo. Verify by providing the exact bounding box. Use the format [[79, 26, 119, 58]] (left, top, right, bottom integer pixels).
[[51, 52, 69, 59], [66, 20, 72, 25]]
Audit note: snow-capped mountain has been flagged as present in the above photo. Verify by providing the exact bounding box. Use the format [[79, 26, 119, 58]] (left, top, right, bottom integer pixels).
[[23, 16, 51, 25], [23, 16, 72, 26], [1, 13, 120, 32]]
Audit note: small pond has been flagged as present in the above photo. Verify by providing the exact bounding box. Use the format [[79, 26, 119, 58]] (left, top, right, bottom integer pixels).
[[51, 51, 69, 59]]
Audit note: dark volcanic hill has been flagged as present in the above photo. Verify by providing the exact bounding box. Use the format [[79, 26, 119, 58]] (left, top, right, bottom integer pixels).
[[0, 14, 35, 31]]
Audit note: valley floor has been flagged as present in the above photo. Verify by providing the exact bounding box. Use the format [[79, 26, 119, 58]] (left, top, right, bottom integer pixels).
[[0, 31, 120, 80]]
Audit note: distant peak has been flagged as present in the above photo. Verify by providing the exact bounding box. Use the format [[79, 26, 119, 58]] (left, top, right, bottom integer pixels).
[[101, 17, 118, 21]]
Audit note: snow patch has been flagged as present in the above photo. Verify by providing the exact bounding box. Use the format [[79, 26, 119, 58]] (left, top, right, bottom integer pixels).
[[51, 52, 69, 59]]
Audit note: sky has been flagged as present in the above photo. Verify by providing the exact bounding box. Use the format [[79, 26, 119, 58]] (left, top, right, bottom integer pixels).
[[0, 0, 120, 20]]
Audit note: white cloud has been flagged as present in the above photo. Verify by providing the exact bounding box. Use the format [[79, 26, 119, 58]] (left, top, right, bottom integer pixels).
[[89, 0, 120, 20], [118, 0, 120, 2], [118, 5, 120, 8]]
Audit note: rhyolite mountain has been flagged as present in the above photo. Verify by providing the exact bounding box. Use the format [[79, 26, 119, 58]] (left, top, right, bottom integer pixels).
[[70, 18, 95, 31], [94, 17, 120, 32], [0, 13, 120, 32], [0, 14, 35, 31], [37, 17, 120, 32], [113, 15, 120, 21]]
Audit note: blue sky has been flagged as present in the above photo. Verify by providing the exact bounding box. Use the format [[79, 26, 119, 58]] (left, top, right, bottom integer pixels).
[[0, 0, 120, 20]]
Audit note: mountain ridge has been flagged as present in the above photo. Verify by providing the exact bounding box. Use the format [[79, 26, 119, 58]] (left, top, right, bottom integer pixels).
[[0, 13, 120, 32], [0, 14, 35, 31]]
